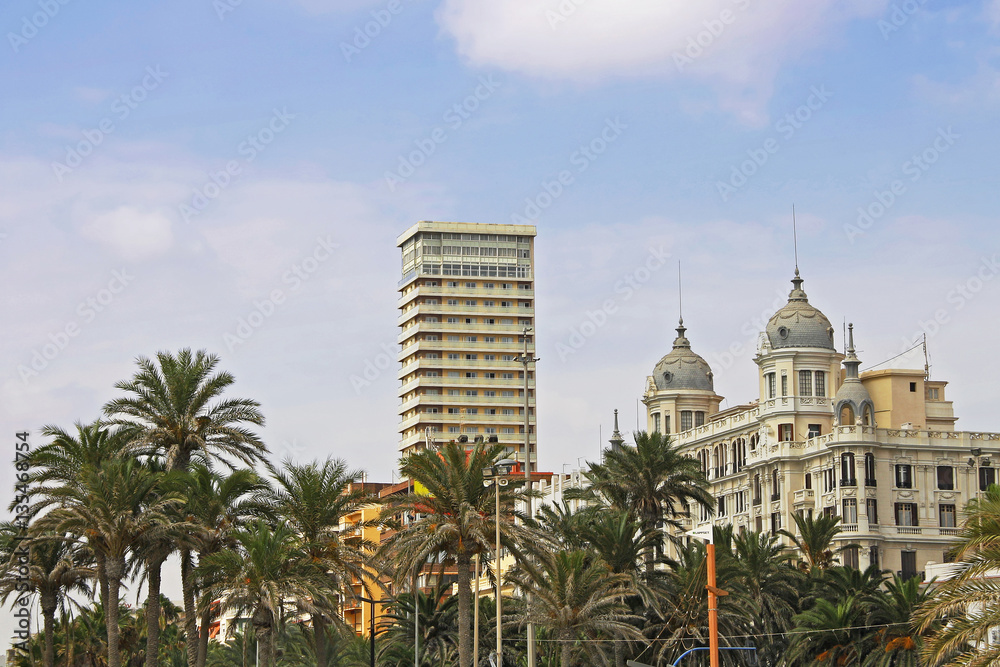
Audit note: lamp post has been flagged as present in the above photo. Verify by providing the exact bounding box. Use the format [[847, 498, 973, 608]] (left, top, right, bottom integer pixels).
[[483, 459, 516, 667], [356, 594, 387, 667], [514, 327, 540, 667]]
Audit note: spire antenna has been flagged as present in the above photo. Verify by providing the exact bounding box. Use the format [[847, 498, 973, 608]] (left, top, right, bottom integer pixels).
[[677, 261, 683, 325], [792, 204, 799, 276]]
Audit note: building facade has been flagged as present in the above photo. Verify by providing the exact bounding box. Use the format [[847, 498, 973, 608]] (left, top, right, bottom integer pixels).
[[397, 221, 538, 469], [644, 269, 1000, 578]]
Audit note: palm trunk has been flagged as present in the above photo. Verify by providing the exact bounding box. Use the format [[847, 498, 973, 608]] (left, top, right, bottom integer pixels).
[[314, 614, 328, 667], [643, 518, 657, 575], [181, 549, 198, 667], [196, 604, 212, 667], [614, 640, 625, 667], [146, 552, 167, 667], [560, 632, 573, 667], [106, 557, 126, 667], [96, 552, 110, 613], [40, 591, 57, 667], [456, 550, 472, 667]]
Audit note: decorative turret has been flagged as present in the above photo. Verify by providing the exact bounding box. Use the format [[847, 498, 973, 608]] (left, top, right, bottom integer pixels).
[[834, 324, 875, 426], [609, 409, 625, 451]]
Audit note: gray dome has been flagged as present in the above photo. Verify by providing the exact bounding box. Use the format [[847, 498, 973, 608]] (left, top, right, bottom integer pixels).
[[651, 321, 714, 391], [835, 380, 873, 410], [765, 271, 835, 350]]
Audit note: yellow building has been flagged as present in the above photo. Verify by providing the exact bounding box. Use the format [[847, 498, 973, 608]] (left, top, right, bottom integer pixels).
[[340, 482, 391, 638], [644, 269, 1000, 578], [397, 221, 538, 470]]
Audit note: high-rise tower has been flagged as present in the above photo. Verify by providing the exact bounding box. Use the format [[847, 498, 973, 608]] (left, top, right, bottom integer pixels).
[[396, 221, 538, 469]]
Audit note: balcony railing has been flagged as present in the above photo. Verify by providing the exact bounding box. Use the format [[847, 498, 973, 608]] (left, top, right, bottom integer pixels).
[[896, 526, 922, 535], [840, 478, 857, 487], [864, 478, 877, 487]]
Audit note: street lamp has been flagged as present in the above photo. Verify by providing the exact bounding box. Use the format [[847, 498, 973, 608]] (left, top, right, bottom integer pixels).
[[355, 594, 387, 667], [482, 459, 516, 667], [514, 327, 540, 667]]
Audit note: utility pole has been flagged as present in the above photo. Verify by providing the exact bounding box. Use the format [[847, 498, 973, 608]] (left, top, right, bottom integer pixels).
[[514, 326, 539, 667]]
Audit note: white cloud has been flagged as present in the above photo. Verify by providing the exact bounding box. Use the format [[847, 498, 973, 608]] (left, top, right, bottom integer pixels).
[[80, 206, 174, 261], [437, 0, 888, 124]]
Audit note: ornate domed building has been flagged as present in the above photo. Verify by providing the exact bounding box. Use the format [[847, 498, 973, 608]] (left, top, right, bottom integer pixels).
[[642, 267, 986, 580]]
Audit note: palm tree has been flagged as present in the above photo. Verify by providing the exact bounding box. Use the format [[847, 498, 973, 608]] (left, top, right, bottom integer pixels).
[[133, 460, 200, 667], [915, 484, 1000, 667], [103, 348, 267, 473], [786, 596, 868, 666], [378, 442, 533, 667], [379, 587, 459, 667], [23, 421, 126, 614], [198, 520, 331, 667], [506, 549, 642, 667], [0, 525, 94, 667], [272, 457, 379, 667], [576, 430, 713, 572], [182, 464, 273, 667], [863, 573, 931, 667], [33, 456, 184, 667], [779, 512, 845, 571], [103, 348, 267, 667], [728, 530, 801, 666]]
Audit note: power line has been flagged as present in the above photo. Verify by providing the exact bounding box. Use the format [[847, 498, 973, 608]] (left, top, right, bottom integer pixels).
[[861, 341, 923, 372]]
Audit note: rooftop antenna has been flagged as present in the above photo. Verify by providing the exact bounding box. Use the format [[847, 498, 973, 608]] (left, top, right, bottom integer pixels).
[[923, 333, 930, 379], [792, 204, 799, 276]]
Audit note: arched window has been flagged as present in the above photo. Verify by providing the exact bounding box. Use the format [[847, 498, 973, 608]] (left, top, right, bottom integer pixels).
[[840, 404, 855, 426], [862, 405, 873, 426], [753, 474, 761, 504], [771, 467, 780, 500]]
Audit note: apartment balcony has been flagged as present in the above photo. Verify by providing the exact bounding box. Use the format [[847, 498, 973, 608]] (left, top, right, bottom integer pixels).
[[793, 489, 815, 504], [400, 392, 535, 410], [400, 340, 535, 356], [896, 526, 922, 535], [399, 411, 534, 431], [840, 523, 859, 532], [397, 304, 534, 326], [398, 285, 534, 306], [398, 375, 535, 394], [398, 321, 533, 342]]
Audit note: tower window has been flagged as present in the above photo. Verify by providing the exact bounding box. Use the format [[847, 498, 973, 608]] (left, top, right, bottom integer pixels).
[[664, 415, 671, 434], [814, 372, 826, 397], [681, 411, 693, 431], [909, 382, 917, 392], [695, 411, 705, 427], [781, 374, 788, 397], [652, 413, 661, 432], [765, 373, 776, 399], [798, 371, 812, 397]]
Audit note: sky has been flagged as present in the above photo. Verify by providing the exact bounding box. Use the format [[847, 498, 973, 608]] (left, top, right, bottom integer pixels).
[[2, 0, 1000, 589]]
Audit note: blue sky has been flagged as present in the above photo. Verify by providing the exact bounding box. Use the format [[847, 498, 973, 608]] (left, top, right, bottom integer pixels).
[[3, 0, 1000, 490]]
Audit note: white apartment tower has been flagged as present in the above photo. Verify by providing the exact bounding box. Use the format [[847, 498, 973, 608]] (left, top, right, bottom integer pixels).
[[397, 221, 538, 469]]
